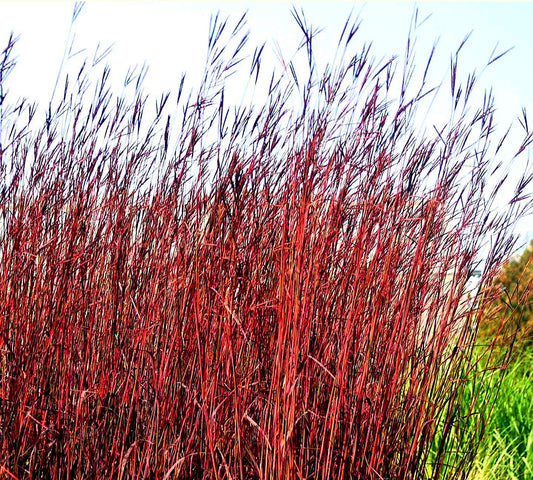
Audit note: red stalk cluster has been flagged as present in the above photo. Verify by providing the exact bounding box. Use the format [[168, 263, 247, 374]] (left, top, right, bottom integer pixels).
[[1, 9, 531, 479]]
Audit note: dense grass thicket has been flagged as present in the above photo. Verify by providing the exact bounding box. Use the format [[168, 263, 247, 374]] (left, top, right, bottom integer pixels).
[[467, 347, 533, 480], [1, 8, 532, 479]]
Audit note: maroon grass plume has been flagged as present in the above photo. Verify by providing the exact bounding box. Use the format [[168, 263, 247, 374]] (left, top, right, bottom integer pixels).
[[1, 6, 532, 480]]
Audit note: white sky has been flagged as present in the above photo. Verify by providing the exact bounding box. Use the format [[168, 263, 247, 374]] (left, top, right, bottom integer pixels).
[[1, 1, 533, 241]]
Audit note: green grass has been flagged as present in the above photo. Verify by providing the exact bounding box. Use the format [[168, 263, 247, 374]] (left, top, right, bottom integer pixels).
[[469, 347, 533, 480], [424, 346, 532, 480]]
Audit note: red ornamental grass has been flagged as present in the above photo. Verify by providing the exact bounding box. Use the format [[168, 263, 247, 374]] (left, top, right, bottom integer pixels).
[[0, 8, 532, 480]]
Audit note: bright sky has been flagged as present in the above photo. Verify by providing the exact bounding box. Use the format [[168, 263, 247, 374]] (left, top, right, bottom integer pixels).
[[1, 1, 533, 240]]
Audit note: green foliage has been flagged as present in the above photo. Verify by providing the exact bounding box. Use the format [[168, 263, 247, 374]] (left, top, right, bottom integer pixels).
[[469, 348, 533, 480], [469, 241, 533, 479], [428, 348, 533, 480]]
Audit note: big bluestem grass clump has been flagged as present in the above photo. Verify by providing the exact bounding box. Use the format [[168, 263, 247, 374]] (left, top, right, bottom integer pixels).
[[1, 7, 532, 480]]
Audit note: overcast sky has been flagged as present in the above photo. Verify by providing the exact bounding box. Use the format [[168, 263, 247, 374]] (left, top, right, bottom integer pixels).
[[1, 1, 533, 241]]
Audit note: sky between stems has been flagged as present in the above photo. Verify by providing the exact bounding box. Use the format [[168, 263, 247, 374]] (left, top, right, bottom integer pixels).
[[1, 1, 532, 243]]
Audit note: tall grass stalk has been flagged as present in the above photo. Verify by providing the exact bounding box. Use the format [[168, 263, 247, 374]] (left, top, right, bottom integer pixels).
[[1, 8, 532, 479]]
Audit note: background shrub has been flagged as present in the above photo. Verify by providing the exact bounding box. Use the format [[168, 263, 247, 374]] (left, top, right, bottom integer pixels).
[[479, 239, 533, 350]]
